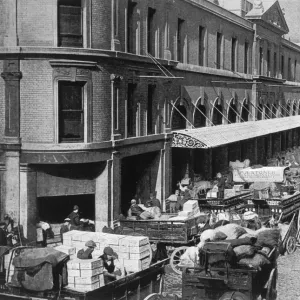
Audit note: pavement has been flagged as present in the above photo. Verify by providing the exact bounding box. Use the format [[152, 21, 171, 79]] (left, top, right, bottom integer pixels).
[[163, 249, 300, 300]]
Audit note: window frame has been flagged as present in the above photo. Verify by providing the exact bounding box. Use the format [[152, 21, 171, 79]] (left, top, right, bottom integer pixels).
[[216, 32, 222, 69], [244, 41, 249, 74], [53, 67, 93, 144], [231, 37, 237, 72]]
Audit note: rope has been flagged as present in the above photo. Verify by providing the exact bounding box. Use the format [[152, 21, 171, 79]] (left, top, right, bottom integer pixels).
[[278, 103, 290, 116], [241, 103, 256, 121], [228, 104, 245, 123], [169, 101, 195, 129], [146, 53, 175, 78], [271, 103, 284, 118], [265, 104, 277, 118]]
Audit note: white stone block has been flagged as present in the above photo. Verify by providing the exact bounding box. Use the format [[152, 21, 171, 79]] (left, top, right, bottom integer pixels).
[[68, 276, 75, 284], [81, 268, 103, 277], [75, 275, 99, 285], [78, 258, 103, 270], [68, 269, 80, 277], [67, 260, 80, 270], [129, 244, 149, 254], [75, 281, 100, 291], [80, 232, 97, 242], [55, 245, 76, 256], [183, 200, 198, 212], [120, 236, 149, 247], [119, 245, 129, 252], [105, 234, 125, 245], [129, 250, 150, 260], [118, 252, 130, 259], [99, 274, 105, 287]]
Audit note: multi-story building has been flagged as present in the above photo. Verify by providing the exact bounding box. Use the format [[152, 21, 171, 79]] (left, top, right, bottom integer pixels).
[[0, 0, 300, 240]]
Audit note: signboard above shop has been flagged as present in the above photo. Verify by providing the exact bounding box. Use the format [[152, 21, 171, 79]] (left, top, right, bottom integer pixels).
[[233, 167, 288, 183]]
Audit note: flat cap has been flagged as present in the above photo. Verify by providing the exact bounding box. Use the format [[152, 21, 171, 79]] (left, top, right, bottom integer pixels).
[[85, 240, 97, 248]]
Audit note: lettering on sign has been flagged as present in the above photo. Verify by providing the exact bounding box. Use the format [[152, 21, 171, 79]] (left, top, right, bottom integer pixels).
[[37, 154, 69, 164]]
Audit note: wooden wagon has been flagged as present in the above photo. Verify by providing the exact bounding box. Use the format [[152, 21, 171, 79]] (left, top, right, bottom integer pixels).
[[0, 258, 168, 300]]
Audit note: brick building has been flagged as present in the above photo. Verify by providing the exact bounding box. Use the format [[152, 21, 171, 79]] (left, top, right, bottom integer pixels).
[[0, 0, 300, 240]]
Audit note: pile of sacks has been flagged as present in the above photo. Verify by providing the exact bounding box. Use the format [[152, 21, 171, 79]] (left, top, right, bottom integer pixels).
[[181, 223, 282, 271]]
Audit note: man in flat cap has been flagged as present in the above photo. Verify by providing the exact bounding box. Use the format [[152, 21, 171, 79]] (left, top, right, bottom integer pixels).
[[77, 240, 97, 259], [68, 205, 80, 230], [100, 246, 125, 284]]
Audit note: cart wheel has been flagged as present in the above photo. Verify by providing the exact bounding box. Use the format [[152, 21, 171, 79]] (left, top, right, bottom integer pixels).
[[144, 293, 162, 300], [266, 268, 277, 300], [286, 236, 297, 254], [219, 291, 249, 300], [170, 246, 188, 275]]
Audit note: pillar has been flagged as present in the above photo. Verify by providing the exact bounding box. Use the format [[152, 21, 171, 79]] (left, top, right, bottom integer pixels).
[[3, 0, 18, 46], [163, 8, 172, 60], [111, 0, 121, 51], [20, 165, 37, 241], [95, 153, 121, 231], [110, 74, 123, 140], [4, 152, 20, 225]]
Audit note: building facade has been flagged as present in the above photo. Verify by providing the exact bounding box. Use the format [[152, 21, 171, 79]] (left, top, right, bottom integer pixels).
[[0, 0, 300, 240]]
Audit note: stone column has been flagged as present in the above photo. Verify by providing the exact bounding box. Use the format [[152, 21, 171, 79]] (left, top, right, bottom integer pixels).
[[3, 0, 18, 46], [111, 74, 123, 140], [95, 154, 121, 231], [4, 151, 20, 225], [163, 81, 172, 133], [95, 161, 111, 231], [111, 0, 121, 51], [20, 165, 37, 241]]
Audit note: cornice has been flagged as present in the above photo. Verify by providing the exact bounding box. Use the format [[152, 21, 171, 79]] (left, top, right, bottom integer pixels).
[[49, 60, 98, 68]]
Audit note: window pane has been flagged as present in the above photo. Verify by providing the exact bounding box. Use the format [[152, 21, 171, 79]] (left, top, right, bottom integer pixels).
[[59, 82, 83, 110], [59, 6, 82, 36]]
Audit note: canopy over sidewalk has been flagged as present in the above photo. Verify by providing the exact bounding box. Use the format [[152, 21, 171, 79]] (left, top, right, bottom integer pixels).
[[172, 116, 300, 149]]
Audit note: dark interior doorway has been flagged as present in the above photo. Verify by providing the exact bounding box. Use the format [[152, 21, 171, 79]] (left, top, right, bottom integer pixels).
[[38, 194, 95, 223]]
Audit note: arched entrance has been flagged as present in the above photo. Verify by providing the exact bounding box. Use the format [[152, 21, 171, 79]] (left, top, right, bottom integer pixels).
[[228, 100, 238, 123], [241, 102, 249, 122], [257, 104, 263, 120], [172, 104, 187, 130], [194, 103, 206, 128], [272, 104, 277, 118], [212, 98, 223, 125], [265, 104, 271, 119]]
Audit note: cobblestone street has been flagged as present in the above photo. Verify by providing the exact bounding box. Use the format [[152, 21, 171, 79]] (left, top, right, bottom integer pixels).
[[164, 250, 300, 299]]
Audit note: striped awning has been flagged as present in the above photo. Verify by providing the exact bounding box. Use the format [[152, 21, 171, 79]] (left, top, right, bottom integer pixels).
[[172, 116, 300, 149]]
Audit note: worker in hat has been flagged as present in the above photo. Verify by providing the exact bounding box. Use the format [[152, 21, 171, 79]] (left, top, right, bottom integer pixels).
[[127, 199, 145, 218], [146, 192, 161, 209], [100, 246, 125, 284], [60, 218, 71, 242], [67, 205, 80, 230], [77, 240, 97, 259], [216, 172, 226, 199]]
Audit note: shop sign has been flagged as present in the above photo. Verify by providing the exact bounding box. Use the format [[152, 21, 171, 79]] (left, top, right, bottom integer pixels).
[[233, 167, 286, 183]]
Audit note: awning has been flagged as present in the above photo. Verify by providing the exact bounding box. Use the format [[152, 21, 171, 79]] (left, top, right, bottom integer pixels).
[[172, 115, 300, 149]]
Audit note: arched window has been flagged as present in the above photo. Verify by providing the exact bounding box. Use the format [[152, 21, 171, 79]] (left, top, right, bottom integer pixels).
[[272, 105, 277, 118], [212, 104, 223, 125], [194, 104, 206, 128], [228, 102, 237, 123], [286, 103, 291, 117], [265, 104, 271, 119], [172, 104, 187, 130], [241, 104, 249, 122], [292, 102, 297, 116], [257, 104, 263, 120]]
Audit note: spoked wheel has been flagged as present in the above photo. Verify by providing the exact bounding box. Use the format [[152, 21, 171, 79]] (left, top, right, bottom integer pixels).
[[286, 236, 297, 254], [144, 294, 162, 300], [170, 246, 188, 275], [266, 268, 278, 300], [219, 291, 249, 300]]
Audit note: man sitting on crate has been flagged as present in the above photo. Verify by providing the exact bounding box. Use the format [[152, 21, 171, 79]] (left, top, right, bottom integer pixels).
[[127, 199, 145, 219], [99, 247, 125, 284]]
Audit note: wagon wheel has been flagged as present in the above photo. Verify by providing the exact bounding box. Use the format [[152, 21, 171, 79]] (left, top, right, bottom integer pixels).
[[170, 246, 188, 275], [144, 294, 162, 300], [286, 236, 297, 254], [266, 268, 277, 300], [219, 291, 249, 300]]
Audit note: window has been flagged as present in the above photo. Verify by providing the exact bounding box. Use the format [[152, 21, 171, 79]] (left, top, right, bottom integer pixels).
[[231, 37, 237, 72], [267, 49, 271, 76], [127, 0, 137, 53], [58, 0, 82, 48], [177, 18, 185, 62], [59, 81, 85, 142], [127, 83, 137, 137], [288, 58, 292, 80], [147, 85, 154, 135], [216, 32, 222, 69], [244, 42, 249, 74], [147, 8, 156, 55], [198, 26, 205, 66], [281, 55, 285, 78], [273, 52, 277, 77], [259, 47, 263, 75], [294, 60, 297, 81]]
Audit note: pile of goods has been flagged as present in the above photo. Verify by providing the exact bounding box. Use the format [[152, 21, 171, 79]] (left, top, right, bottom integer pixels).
[[169, 200, 202, 221], [181, 223, 281, 271], [67, 258, 104, 291], [62, 230, 151, 273]]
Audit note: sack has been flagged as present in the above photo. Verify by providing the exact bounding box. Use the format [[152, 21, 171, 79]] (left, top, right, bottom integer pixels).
[[255, 228, 281, 248], [217, 224, 247, 240], [238, 253, 270, 270], [199, 242, 236, 268], [140, 211, 153, 220], [234, 245, 256, 260]]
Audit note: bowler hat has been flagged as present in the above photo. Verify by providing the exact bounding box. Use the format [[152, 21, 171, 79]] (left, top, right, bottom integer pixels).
[[73, 205, 79, 210], [64, 218, 71, 222], [85, 240, 97, 248]]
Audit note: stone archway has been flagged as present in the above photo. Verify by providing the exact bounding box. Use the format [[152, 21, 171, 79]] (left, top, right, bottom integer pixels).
[[193, 97, 207, 128], [227, 98, 238, 123], [240, 98, 249, 122], [211, 97, 223, 125]]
